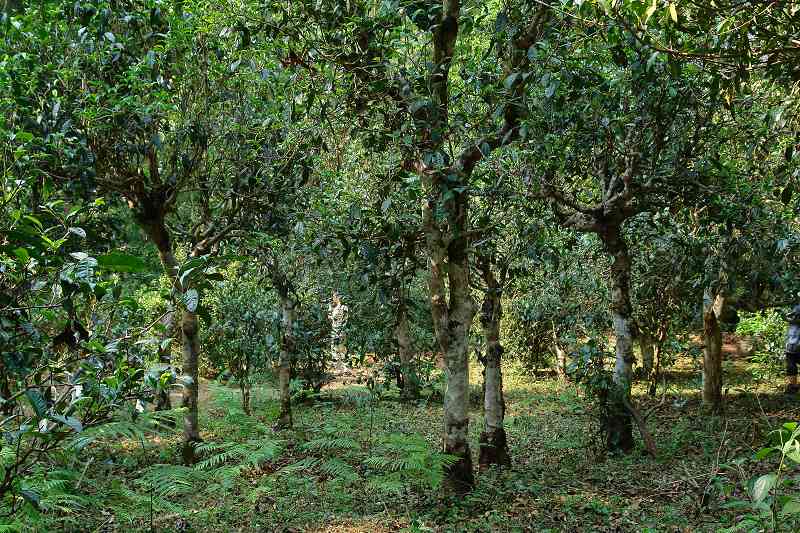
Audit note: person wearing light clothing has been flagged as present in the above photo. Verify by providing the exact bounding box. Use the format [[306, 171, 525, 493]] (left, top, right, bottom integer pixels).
[[784, 304, 800, 394]]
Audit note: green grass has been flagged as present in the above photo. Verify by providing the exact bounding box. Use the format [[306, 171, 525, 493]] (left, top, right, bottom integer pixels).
[[9, 350, 800, 532]]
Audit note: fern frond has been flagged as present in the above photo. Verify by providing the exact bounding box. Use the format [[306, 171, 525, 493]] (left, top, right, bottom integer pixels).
[[137, 464, 204, 498], [67, 409, 182, 450], [320, 458, 359, 481], [278, 457, 320, 474], [301, 436, 360, 453]]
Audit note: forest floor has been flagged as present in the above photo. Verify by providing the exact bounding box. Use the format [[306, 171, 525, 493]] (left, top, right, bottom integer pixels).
[[27, 342, 800, 532]]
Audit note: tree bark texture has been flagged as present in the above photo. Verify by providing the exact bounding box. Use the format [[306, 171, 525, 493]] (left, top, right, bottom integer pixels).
[[478, 269, 510, 469], [420, 0, 477, 495], [703, 290, 724, 410], [240, 380, 251, 416], [423, 189, 476, 493], [180, 309, 202, 464], [602, 227, 635, 454], [395, 304, 418, 400], [554, 342, 568, 380], [639, 334, 654, 379], [276, 293, 295, 429]]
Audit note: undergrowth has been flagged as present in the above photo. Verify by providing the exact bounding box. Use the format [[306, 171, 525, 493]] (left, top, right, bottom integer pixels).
[[6, 356, 800, 532]]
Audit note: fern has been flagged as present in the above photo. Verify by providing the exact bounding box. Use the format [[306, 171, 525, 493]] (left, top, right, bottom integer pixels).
[[301, 436, 360, 453], [67, 408, 182, 450], [113, 482, 187, 522], [361, 433, 459, 492], [319, 458, 359, 481], [278, 457, 320, 474], [137, 464, 202, 499], [195, 436, 282, 471], [194, 442, 251, 470]]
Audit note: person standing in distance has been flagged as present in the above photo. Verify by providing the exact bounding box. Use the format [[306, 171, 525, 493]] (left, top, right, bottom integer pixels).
[[785, 304, 800, 394]]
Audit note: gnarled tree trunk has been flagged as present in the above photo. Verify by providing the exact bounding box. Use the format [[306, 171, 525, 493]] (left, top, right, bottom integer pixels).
[[478, 270, 510, 469], [180, 309, 202, 464], [395, 303, 418, 400], [424, 188, 476, 494], [602, 226, 636, 454], [702, 290, 724, 410]]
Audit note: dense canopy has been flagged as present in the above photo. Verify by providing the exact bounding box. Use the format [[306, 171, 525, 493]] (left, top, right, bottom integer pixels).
[[1, 0, 800, 531]]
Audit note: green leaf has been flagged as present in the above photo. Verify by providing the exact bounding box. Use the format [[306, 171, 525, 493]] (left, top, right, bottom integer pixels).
[[97, 252, 147, 273], [644, 0, 658, 25], [50, 414, 83, 433], [25, 390, 47, 418], [755, 447, 775, 460], [13, 247, 29, 264], [668, 3, 678, 23], [752, 473, 777, 503], [781, 499, 800, 516], [16, 131, 34, 143], [23, 215, 43, 230], [785, 450, 800, 464]]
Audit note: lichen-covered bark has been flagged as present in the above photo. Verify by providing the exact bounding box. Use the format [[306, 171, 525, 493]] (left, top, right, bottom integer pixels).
[[415, 0, 551, 493], [703, 290, 724, 410], [419, 0, 477, 495], [602, 226, 635, 454], [180, 309, 202, 465], [423, 186, 476, 493], [478, 270, 510, 469]]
